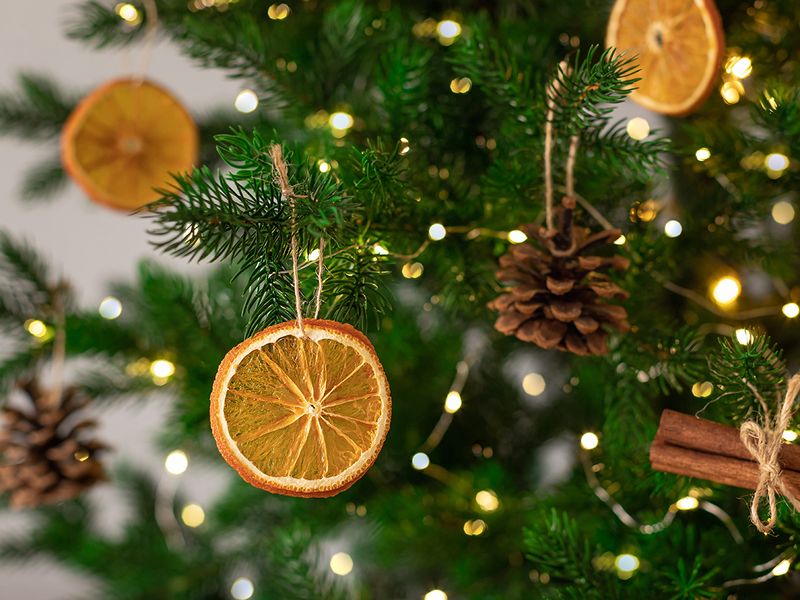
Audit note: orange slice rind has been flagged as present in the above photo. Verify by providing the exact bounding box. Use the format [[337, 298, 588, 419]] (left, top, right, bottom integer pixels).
[[210, 319, 391, 498], [61, 78, 198, 211], [606, 0, 724, 116]]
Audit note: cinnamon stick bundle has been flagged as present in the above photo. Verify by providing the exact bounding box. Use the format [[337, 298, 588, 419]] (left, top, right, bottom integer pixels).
[[650, 409, 800, 496]]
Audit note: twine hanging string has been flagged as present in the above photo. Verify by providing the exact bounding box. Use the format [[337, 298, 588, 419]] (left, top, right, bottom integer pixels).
[[269, 145, 325, 335], [543, 60, 570, 232], [137, 0, 160, 80], [739, 374, 800, 534]]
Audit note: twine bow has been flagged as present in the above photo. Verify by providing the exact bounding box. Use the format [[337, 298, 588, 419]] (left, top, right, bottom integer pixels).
[[739, 374, 800, 533]]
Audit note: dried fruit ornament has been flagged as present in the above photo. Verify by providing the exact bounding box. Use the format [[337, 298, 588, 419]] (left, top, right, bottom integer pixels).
[[210, 146, 391, 497], [606, 0, 724, 116], [61, 78, 198, 211]]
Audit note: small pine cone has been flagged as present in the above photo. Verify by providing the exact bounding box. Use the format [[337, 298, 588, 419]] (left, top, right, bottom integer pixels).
[[0, 378, 107, 509], [489, 196, 630, 356]]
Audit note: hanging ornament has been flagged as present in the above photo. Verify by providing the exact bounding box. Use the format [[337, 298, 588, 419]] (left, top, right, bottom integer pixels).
[[651, 375, 800, 534], [209, 145, 391, 497], [490, 65, 629, 355], [605, 0, 724, 116], [0, 379, 107, 509], [61, 78, 198, 211], [489, 196, 630, 356]]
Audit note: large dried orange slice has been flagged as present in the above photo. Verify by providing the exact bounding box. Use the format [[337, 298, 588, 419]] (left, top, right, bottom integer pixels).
[[61, 78, 198, 211], [606, 0, 724, 116], [210, 319, 391, 497]]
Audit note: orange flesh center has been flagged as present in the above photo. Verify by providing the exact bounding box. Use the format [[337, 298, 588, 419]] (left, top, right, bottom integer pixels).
[[224, 334, 382, 481]]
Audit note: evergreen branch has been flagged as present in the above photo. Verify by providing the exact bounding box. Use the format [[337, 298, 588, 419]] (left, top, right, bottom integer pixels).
[[0, 73, 77, 140], [581, 120, 670, 182], [20, 156, 69, 202], [549, 46, 640, 135], [241, 259, 296, 336], [324, 247, 391, 330], [710, 332, 786, 421], [0, 231, 64, 320], [146, 166, 288, 264]]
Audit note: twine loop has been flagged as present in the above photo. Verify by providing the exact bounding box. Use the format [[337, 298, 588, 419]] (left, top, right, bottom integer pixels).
[[739, 374, 800, 533], [269, 145, 324, 337]]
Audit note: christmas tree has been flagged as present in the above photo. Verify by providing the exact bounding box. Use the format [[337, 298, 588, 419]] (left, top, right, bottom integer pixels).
[[2, 0, 800, 597]]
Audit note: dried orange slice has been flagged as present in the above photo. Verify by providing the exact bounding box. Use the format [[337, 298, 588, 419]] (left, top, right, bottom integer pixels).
[[606, 0, 724, 116], [61, 78, 198, 211], [210, 319, 391, 497]]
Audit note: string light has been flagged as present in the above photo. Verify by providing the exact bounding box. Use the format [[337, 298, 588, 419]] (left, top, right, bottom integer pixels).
[[372, 243, 389, 256], [783, 430, 798, 442], [329, 111, 354, 136], [711, 276, 741, 306], [181, 503, 205, 527], [720, 81, 744, 105], [695, 147, 711, 162], [399, 137, 411, 155], [772, 200, 795, 224], [115, 3, 141, 24], [424, 590, 448, 600], [24, 319, 48, 339], [234, 89, 259, 113], [450, 77, 472, 94], [150, 359, 176, 385], [98, 296, 122, 320], [412, 452, 430, 470], [615, 553, 640, 576], [522, 372, 546, 396], [580, 432, 599, 450], [436, 19, 461, 45], [735, 328, 754, 345], [663, 220, 682, 238], [463, 519, 487, 536], [614, 234, 626, 245], [402, 262, 424, 279], [691, 381, 714, 398], [428, 223, 446, 241], [507, 230, 527, 244], [164, 450, 188, 475], [625, 117, 650, 140], [318, 160, 331, 173], [783, 303, 800, 319], [267, 3, 290, 20], [475, 490, 499, 512], [444, 390, 462, 413], [772, 559, 791, 577], [329, 552, 354, 576], [765, 152, 789, 174], [230, 577, 254, 600], [675, 496, 699, 511], [725, 56, 753, 79]]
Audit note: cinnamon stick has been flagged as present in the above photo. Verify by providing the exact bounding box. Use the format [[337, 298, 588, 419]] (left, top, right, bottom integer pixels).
[[655, 409, 800, 470], [649, 410, 800, 495]]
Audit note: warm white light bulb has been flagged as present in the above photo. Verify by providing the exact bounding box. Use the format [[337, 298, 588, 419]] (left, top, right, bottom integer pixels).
[[412, 452, 430, 470], [230, 577, 254, 600], [444, 391, 462, 413], [615, 553, 640, 573], [675, 496, 699, 511], [424, 590, 448, 600], [772, 201, 795, 224], [664, 220, 682, 238], [772, 559, 791, 577], [181, 503, 205, 527], [783, 303, 800, 319], [522, 373, 546, 396], [164, 450, 188, 475], [711, 276, 741, 306], [580, 432, 599, 450], [234, 89, 259, 113], [98, 296, 123, 320], [735, 328, 753, 345], [475, 489, 499, 512], [783, 430, 798, 442], [329, 112, 354, 131], [329, 552, 354, 576], [508, 230, 527, 244], [695, 147, 711, 162], [436, 20, 461, 40], [428, 223, 446, 241], [626, 117, 650, 140]]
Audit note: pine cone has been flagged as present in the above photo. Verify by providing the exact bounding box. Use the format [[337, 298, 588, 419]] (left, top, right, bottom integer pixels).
[[0, 378, 107, 509], [489, 196, 630, 356]]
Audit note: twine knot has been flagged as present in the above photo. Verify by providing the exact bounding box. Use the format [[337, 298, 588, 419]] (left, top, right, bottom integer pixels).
[[739, 374, 800, 534]]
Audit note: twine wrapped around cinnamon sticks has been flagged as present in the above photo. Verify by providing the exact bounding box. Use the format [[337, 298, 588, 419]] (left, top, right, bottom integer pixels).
[[651, 374, 800, 534]]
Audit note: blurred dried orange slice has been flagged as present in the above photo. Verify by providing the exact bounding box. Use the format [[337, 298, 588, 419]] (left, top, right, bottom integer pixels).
[[61, 78, 197, 211], [210, 319, 391, 497], [606, 0, 724, 116]]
